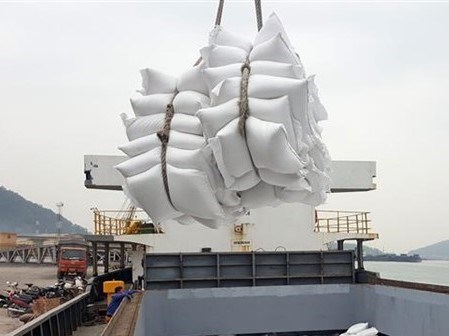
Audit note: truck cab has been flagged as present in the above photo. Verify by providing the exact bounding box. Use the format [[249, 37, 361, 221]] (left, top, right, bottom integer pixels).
[[57, 242, 88, 279]]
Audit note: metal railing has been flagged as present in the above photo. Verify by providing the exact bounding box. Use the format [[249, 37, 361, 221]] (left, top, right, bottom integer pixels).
[[0, 245, 57, 264], [7, 292, 90, 336], [315, 210, 372, 234], [93, 208, 162, 236], [7, 268, 133, 336]]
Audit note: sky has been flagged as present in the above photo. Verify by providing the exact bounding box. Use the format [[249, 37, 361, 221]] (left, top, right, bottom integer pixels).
[[1, 1, 448, 253]]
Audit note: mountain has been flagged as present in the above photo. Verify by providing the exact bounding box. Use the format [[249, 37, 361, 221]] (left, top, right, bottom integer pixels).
[[0, 186, 88, 235], [409, 240, 449, 260]]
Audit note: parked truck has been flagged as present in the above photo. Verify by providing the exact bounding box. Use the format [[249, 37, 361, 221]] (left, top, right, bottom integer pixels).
[[56, 240, 88, 279]]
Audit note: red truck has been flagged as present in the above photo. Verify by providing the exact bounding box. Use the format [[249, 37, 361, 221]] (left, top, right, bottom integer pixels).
[[56, 241, 88, 279]]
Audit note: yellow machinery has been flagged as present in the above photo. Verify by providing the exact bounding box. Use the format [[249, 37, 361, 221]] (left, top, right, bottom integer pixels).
[[93, 203, 163, 236], [103, 280, 125, 305], [92, 205, 143, 235]]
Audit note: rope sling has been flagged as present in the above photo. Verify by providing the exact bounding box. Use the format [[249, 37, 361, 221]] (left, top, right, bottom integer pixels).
[[157, 0, 263, 208]]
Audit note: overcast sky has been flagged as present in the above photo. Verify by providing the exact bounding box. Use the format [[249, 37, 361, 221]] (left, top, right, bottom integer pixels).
[[1, 1, 448, 253]]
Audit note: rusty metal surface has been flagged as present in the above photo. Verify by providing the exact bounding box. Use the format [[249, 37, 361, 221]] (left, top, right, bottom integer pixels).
[[359, 270, 449, 295]]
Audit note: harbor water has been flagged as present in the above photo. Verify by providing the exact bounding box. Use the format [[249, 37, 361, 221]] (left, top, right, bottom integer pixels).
[[365, 260, 449, 286]]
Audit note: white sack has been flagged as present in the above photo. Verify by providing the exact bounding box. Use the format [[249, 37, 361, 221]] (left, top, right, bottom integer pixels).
[[201, 45, 248, 68], [131, 91, 209, 118], [125, 164, 182, 223], [344, 323, 369, 335], [258, 169, 306, 188], [116, 147, 160, 178], [122, 113, 164, 141], [168, 165, 226, 222], [197, 99, 239, 139], [211, 75, 329, 156], [208, 119, 260, 191], [250, 34, 301, 67], [119, 132, 205, 158], [308, 75, 328, 121], [116, 147, 217, 183], [210, 75, 308, 154], [279, 185, 326, 206], [246, 117, 303, 176], [247, 96, 297, 150], [177, 64, 209, 95], [173, 91, 210, 115], [123, 113, 202, 141], [202, 61, 302, 92], [209, 26, 252, 52], [130, 93, 174, 117], [240, 182, 281, 209], [211, 75, 308, 121], [124, 163, 228, 226], [254, 13, 297, 57], [139, 68, 177, 95], [198, 96, 297, 150], [119, 133, 160, 157], [355, 328, 378, 336]]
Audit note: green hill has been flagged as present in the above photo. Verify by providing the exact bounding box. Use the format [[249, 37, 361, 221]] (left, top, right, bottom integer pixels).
[[0, 186, 88, 235], [409, 240, 449, 260]]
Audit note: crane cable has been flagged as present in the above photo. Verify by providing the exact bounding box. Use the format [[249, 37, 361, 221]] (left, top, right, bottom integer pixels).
[[214, 0, 263, 31], [158, 0, 264, 210]]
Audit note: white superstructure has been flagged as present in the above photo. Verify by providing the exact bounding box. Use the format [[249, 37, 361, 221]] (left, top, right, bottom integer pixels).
[[85, 155, 377, 252]]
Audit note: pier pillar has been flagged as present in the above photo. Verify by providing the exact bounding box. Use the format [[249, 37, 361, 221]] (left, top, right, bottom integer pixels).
[[356, 240, 364, 270], [92, 241, 98, 276], [337, 240, 344, 251], [104, 242, 110, 274], [120, 243, 125, 269]]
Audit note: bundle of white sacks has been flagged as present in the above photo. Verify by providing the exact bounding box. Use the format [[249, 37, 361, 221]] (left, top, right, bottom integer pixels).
[[198, 13, 330, 208], [117, 13, 331, 227], [117, 67, 242, 228]]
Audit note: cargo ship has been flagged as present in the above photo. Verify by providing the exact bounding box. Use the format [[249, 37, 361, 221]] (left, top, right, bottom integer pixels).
[[9, 2, 449, 335], [364, 253, 422, 263], [71, 155, 446, 336]]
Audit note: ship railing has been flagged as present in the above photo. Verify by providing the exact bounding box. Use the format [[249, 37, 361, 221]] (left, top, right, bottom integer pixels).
[[315, 210, 372, 234], [92, 208, 162, 236], [7, 291, 90, 336]]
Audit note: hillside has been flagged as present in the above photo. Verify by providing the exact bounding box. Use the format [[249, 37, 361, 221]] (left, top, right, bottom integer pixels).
[[409, 240, 449, 260], [0, 186, 88, 235]]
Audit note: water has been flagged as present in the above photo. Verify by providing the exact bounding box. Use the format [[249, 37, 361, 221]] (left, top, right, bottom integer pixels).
[[365, 260, 449, 286]]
